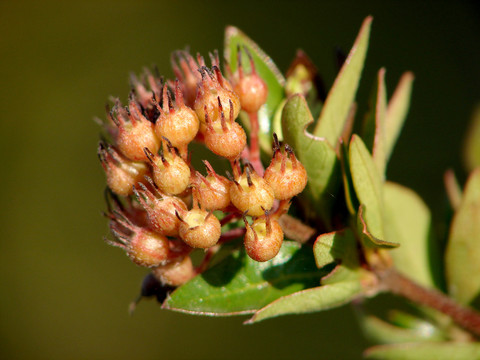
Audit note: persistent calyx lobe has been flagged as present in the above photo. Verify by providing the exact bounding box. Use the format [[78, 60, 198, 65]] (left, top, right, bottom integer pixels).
[[98, 46, 307, 295]]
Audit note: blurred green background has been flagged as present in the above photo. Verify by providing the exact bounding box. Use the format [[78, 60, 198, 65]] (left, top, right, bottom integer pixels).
[[1, 1, 479, 359]]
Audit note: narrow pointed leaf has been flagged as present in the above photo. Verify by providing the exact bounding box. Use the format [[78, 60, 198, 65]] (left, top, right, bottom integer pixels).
[[225, 26, 285, 153], [385, 72, 414, 163], [384, 182, 440, 288], [349, 134, 384, 240], [313, 229, 359, 269], [163, 241, 322, 315], [321, 264, 363, 285], [364, 342, 480, 360], [314, 16, 372, 146], [464, 104, 480, 172], [282, 94, 339, 225], [363, 68, 387, 177], [446, 168, 480, 305], [247, 280, 362, 323]]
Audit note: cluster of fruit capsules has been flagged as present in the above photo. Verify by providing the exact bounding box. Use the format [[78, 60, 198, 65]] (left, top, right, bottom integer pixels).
[[98, 48, 307, 291]]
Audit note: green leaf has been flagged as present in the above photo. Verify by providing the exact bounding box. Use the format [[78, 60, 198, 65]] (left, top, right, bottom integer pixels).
[[224, 26, 286, 154], [282, 94, 340, 226], [246, 280, 362, 323], [313, 16, 372, 146], [362, 68, 387, 178], [364, 342, 480, 360], [446, 168, 480, 305], [384, 182, 440, 289], [313, 229, 359, 269], [358, 205, 399, 249], [163, 241, 322, 315], [385, 72, 414, 163], [359, 315, 444, 345], [464, 105, 480, 172], [349, 135, 384, 240]]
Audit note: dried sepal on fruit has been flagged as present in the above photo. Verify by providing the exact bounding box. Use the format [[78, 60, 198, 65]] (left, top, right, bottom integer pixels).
[[171, 51, 204, 108], [144, 140, 191, 195], [98, 142, 148, 197], [191, 161, 231, 211], [203, 99, 247, 160], [177, 208, 221, 249], [107, 211, 170, 267], [230, 164, 274, 217], [153, 81, 199, 150], [231, 46, 268, 114], [112, 97, 160, 162], [243, 212, 284, 262], [194, 66, 240, 125], [129, 67, 163, 110], [152, 256, 196, 287], [264, 134, 307, 200], [132, 180, 187, 237]]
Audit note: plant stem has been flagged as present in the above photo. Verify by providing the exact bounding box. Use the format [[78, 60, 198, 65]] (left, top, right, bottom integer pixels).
[[247, 112, 264, 176], [377, 267, 480, 338]]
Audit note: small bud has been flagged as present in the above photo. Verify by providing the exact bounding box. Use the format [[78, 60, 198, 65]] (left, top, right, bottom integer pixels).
[[230, 165, 274, 217], [108, 213, 170, 267], [203, 100, 246, 160], [144, 143, 191, 195], [113, 99, 160, 161], [243, 214, 284, 262], [154, 82, 200, 149], [191, 161, 231, 211], [133, 182, 187, 237], [264, 136, 307, 200], [178, 209, 221, 249], [98, 142, 148, 197], [152, 256, 195, 287], [194, 66, 240, 124], [232, 47, 268, 113]]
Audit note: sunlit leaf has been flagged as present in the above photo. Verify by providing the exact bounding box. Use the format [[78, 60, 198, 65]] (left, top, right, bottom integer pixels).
[[364, 342, 480, 360], [358, 205, 399, 249], [224, 26, 286, 154], [313, 229, 359, 269], [313, 16, 372, 146], [446, 168, 480, 305], [246, 280, 362, 323], [163, 241, 322, 315], [384, 72, 414, 163], [362, 68, 387, 177], [349, 135, 384, 240], [384, 182, 440, 289], [282, 94, 340, 226]]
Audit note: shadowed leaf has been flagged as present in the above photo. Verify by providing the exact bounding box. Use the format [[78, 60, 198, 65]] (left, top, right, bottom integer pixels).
[[282, 94, 339, 226], [314, 16, 372, 146], [163, 241, 322, 315], [384, 182, 440, 289]]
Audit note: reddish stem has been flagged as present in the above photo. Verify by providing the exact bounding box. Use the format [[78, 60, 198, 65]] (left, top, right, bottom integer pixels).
[[377, 267, 480, 337]]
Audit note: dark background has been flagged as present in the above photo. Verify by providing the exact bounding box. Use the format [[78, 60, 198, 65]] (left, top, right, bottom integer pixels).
[[1, 1, 479, 359]]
